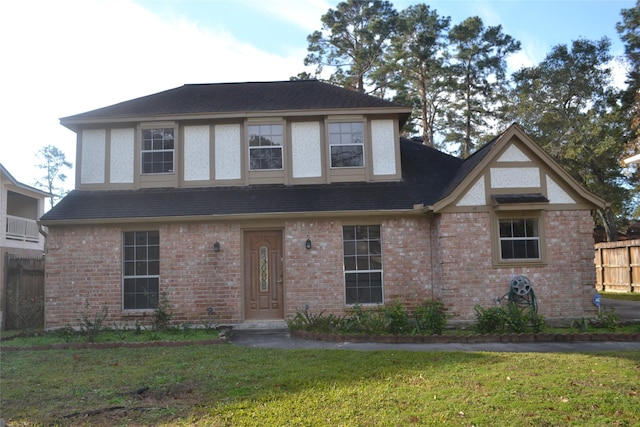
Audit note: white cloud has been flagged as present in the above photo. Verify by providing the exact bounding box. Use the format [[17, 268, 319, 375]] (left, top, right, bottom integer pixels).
[[0, 0, 307, 189], [254, 0, 332, 32]]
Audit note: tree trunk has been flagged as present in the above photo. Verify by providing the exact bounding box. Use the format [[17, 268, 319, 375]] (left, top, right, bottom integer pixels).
[[597, 208, 618, 242]]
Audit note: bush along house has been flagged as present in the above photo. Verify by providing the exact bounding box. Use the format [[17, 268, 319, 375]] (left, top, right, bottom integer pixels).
[[40, 80, 606, 329]]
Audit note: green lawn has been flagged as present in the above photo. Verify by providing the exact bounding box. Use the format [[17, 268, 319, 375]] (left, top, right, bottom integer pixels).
[[601, 291, 640, 301], [2, 343, 639, 426]]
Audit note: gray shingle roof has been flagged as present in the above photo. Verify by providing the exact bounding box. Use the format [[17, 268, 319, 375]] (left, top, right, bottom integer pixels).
[[40, 139, 463, 223], [60, 80, 410, 125]]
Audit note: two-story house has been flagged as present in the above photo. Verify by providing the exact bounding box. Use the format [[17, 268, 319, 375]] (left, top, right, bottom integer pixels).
[[1, 164, 49, 328], [40, 80, 606, 329]]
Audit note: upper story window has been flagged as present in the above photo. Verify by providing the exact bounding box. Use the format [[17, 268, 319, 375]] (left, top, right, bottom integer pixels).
[[329, 122, 364, 168], [499, 218, 540, 260], [142, 128, 174, 174], [249, 124, 283, 170]]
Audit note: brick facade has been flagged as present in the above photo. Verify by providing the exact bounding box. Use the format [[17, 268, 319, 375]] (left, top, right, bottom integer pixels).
[[434, 210, 598, 322], [43, 210, 597, 329], [44, 216, 435, 328]]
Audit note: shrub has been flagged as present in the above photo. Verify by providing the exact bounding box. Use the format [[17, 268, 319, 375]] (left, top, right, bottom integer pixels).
[[503, 302, 529, 333], [287, 309, 344, 333], [343, 304, 386, 334], [151, 292, 173, 332], [289, 300, 448, 336], [57, 324, 76, 342], [529, 310, 546, 333], [594, 308, 619, 331], [474, 302, 546, 334], [414, 300, 447, 335], [473, 305, 505, 334], [79, 304, 108, 342], [383, 301, 413, 335]]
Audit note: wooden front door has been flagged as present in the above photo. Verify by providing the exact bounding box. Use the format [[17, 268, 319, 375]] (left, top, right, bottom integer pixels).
[[243, 230, 284, 320]]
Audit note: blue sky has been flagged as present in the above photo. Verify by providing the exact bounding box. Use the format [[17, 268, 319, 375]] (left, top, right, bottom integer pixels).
[[0, 0, 634, 192]]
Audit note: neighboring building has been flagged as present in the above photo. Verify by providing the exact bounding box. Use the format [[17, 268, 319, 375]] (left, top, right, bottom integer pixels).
[[40, 80, 606, 329], [1, 164, 50, 327]]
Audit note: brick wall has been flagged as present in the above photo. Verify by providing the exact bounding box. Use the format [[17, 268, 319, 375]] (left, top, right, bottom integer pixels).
[[44, 216, 435, 328], [434, 210, 598, 321], [283, 217, 434, 317], [284, 220, 345, 316], [44, 210, 596, 328]]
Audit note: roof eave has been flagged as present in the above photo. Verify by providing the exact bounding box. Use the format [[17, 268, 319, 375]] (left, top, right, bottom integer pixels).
[[60, 107, 413, 132], [39, 207, 426, 227]]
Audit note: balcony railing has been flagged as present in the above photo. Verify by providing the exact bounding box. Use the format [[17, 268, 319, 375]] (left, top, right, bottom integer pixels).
[[6, 215, 40, 243]]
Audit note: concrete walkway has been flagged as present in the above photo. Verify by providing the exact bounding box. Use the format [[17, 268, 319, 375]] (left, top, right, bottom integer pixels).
[[601, 298, 640, 322], [229, 298, 640, 353], [229, 329, 640, 352]]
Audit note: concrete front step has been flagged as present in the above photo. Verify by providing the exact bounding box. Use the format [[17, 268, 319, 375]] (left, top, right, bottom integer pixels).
[[228, 320, 288, 330]]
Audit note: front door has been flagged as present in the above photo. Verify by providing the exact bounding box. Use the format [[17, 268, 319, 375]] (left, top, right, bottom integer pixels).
[[243, 230, 284, 320]]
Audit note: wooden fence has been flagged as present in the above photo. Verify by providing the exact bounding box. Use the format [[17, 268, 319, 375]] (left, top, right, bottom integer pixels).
[[2, 254, 45, 330], [595, 239, 640, 293]]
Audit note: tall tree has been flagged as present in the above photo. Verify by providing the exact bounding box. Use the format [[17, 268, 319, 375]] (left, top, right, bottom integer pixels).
[[304, 0, 399, 93], [510, 38, 629, 241], [35, 145, 72, 209], [446, 17, 521, 157], [388, 4, 451, 147], [617, 1, 640, 157]]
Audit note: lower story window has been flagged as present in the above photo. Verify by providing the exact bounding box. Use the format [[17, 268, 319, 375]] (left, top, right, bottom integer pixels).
[[499, 218, 540, 260], [343, 225, 383, 304], [123, 231, 159, 310]]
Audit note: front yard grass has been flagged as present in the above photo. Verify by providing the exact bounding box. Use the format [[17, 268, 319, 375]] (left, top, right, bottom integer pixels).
[[1, 327, 220, 347], [1, 344, 639, 426], [601, 291, 640, 301]]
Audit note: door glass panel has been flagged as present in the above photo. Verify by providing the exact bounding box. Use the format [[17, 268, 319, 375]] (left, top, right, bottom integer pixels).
[[259, 246, 268, 292]]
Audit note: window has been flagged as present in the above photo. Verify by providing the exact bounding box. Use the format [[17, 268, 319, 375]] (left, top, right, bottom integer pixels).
[[343, 225, 383, 304], [142, 128, 174, 174], [249, 124, 283, 170], [499, 218, 540, 260], [123, 231, 159, 310], [329, 122, 364, 167]]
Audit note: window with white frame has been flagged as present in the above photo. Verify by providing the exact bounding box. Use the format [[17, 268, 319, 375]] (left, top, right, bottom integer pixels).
[[498, 218, 540, 260], [123, 231, 159, 310], [329, 122, 364, 167], [248, 124, 283, 170], [343, 225, 383, 304], [141, 128, 174, 174]]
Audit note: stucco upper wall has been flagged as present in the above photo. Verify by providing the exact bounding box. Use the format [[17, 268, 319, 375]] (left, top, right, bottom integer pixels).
[[435, 128, 606, 213], [75, 115, 402, 189], [455, 140, 577, 208]]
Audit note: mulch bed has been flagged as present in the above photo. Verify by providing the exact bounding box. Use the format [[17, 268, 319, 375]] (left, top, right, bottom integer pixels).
[[290, 330, 640, 344]]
